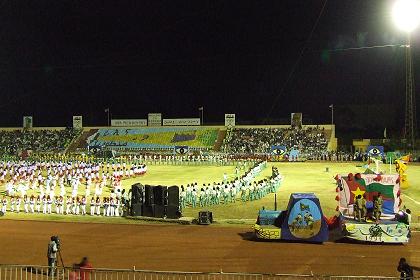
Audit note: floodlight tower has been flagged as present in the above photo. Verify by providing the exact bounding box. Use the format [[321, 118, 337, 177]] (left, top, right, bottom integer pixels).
[[392, 0, 420, 152]]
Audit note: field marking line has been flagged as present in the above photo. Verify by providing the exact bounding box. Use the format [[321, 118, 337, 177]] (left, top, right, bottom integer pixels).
[[403, 194, 420, 205]]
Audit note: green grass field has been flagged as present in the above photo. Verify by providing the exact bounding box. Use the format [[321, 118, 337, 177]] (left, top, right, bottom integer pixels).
[[182, 162, 420, 221], [3, 162, 420, 225]]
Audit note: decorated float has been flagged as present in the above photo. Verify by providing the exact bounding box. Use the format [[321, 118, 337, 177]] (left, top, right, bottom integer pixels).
[[335, 172, 410, 243], [253, 193, 329, 243]]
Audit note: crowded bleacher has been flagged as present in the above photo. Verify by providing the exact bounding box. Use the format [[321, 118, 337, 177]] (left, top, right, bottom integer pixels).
[[84, 127, 219, 150], [221, 126, 328, 158], [0, 125, 344, 162], [0, 128, 81, 155]]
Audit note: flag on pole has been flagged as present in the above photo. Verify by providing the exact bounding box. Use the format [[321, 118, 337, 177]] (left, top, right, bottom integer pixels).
[[198, 107, 203, 111]]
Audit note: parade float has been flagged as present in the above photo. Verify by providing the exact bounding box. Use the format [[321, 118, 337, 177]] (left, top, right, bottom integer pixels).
[[335, 171, 410, 243], [253, 193, 329, 243]]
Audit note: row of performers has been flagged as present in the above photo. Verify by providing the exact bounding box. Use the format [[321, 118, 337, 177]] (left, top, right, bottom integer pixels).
[[1, 195, 126, 217]]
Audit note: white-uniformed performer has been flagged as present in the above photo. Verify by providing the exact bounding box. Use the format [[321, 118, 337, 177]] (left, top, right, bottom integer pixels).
[[1, 197, 7, 213], [103, 197, 109, 216], [23, 195, 29, 213], [29, 195, 35, 213], [47, 195, 53, 214], [16, 196, 21, 213], [5, 181, 14, 196], [75, 196, 80, 215], [81, 196, 87, 215], [36, 195, 41, 213], [71, 181, 78, 198], [65, 196, 72, 215], [95, 197, 101, 215], [54, 196, 60, 214], [115, 198, 120, 216], [10, 196, 15, 212], [90, 197, 95, 215], [59, 196, 64, 214], [109, 197, 115, 216]]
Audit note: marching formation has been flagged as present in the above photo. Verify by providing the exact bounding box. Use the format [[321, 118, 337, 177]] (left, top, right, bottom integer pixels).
[[1, 194, 126, 216], [179, 161, 282, 209], [0, 159, 147, 216], [0, 157, 283, 218]]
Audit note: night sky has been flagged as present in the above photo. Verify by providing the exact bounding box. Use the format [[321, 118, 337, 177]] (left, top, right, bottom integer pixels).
[[0, 0, 419, 138]]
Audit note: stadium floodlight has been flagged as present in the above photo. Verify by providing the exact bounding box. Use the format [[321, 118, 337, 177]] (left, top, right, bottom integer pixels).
[[392, 0, 420, 33]]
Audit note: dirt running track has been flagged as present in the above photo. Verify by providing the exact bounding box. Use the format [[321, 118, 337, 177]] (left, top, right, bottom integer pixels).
[[0, 220, 419, 277]]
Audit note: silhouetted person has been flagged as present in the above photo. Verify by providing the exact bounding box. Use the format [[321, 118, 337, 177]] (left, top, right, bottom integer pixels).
[[398, 258, 420, 279]]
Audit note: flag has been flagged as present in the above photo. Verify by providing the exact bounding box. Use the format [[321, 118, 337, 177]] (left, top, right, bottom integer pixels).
[[105, 108, 109, 113], [338, 174, 400, 215], [198, 107, 203, 111]]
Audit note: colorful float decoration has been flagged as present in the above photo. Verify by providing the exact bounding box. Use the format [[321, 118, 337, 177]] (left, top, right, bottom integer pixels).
[[253, 193, 329, 243], [335, 172, 410, 243]]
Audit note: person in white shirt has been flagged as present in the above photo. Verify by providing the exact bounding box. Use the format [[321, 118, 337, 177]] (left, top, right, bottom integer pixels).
[[1, 197, 7, 213], [90, 197, 96, 215]]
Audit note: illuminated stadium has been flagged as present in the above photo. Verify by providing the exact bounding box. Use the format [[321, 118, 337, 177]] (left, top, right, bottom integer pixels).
[[1, 0, 420, 279]]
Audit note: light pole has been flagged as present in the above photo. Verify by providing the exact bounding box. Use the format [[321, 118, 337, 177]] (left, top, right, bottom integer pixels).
[[105, 108, 110, 126], [199, 107, 204, 125], [329, 104, 334, 125], [392, 0, 420, 152]]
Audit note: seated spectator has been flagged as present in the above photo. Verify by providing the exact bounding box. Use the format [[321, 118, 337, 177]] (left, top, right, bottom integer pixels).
[[222, 126, 328, 159], [0, 128, 80, 156]]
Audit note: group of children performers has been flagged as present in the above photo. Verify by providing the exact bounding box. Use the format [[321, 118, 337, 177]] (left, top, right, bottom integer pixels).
[[0, 160, 147, 216], [353, 193, 383, 222], [1, 195, 124, 216]]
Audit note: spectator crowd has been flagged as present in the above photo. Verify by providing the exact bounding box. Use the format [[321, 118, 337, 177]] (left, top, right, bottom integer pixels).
[[222, 127, 328, 158], [0, 128, 80, 155]]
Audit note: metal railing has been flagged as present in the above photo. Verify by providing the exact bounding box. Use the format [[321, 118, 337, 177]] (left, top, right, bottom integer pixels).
[[0, 265, 416, 280]]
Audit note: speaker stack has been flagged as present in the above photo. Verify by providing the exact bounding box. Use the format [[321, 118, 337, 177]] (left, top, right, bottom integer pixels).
[[166, 186, 180, 219], [130, 183, 144, 216], [142, 185, 154, 217], [152, 186, 167, 218], [130, 184, 180, 219]]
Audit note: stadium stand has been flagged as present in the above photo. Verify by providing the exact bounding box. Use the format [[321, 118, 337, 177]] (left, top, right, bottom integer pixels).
[[222, 126, 328, 158], [82, 127, 219, 151], [0, 128, 81, 155]]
